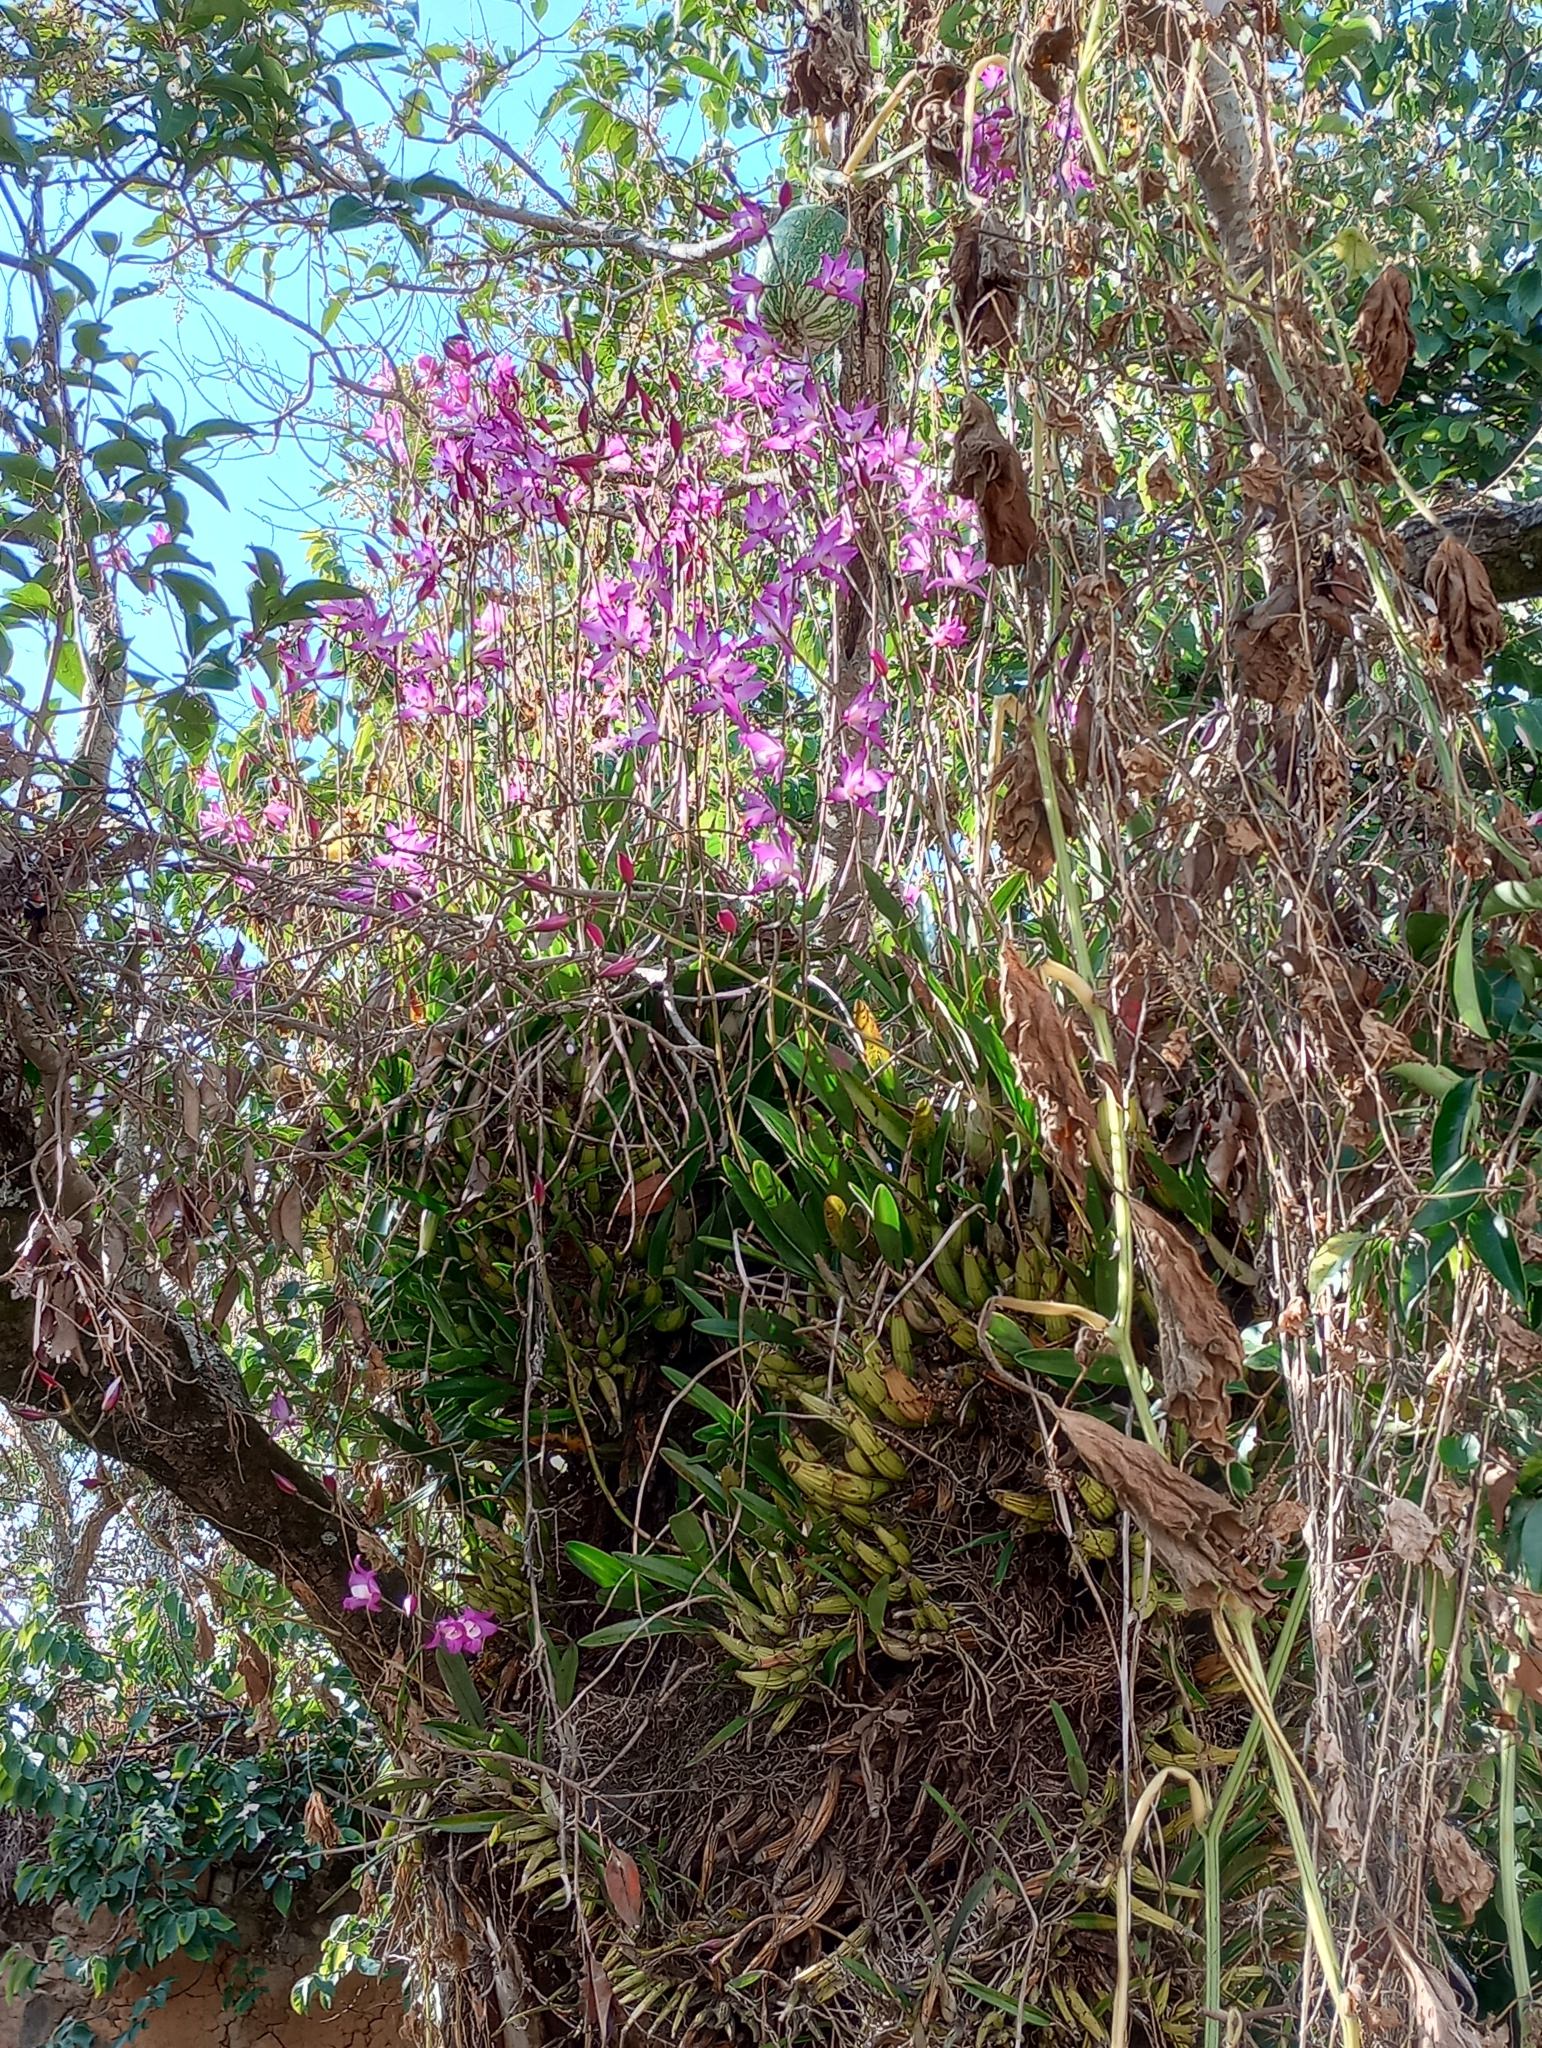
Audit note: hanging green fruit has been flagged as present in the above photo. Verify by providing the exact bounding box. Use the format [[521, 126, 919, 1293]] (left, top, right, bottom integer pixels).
[[756, 204, 857, 355]]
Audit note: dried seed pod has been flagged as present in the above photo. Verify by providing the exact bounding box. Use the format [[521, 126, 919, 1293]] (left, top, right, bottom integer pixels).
[[1353, 264, 1416, 405]]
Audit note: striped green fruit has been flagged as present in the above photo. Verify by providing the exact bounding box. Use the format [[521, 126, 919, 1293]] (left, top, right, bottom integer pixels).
[[756, 204, 856, 355]]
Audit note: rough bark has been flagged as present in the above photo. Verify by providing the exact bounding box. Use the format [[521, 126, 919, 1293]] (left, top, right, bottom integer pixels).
[[0, 1084, 428, 1718], [1397, 494, 1542, 605]]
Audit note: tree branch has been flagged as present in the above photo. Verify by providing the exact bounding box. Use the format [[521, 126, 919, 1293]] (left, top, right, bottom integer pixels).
[[1396, 494, 1542, 604], [0, 1088, 432, 1719]]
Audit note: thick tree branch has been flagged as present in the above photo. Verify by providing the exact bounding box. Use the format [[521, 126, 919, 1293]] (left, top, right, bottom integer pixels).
[[1397, 494, 1542, 604], [0, 1096, 431, 1718]]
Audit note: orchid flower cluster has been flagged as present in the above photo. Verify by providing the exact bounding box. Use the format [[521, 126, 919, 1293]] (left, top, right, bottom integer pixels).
[[341, 1556, 500, 1658], [192, 196, 1030, 929]]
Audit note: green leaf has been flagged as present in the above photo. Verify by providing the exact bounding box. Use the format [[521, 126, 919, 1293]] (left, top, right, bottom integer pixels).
[[1452, 909, 1490, 1039], [866, 1184, 908, 1269], [1430, 1074, 1478, 1180], [157, 688, 217, 758], [434, 1650, 488, 1730], [326, 194, 384, 235], [1049, 1702, 1089, 1797], [1389, 1061, 1461, 1099], [53, 642, 87, 700], [1465, 1206, 1527, 1304], [1308, 1231, 1366, 1296], [1483, 878, 1542, 918]]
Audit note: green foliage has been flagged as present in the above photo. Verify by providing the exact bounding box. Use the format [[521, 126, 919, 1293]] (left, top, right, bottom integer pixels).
[[0, 1599, 376, 2035]]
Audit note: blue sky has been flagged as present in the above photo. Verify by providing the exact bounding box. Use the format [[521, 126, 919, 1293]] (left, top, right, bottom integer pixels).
[[20, 0, 587, 713]]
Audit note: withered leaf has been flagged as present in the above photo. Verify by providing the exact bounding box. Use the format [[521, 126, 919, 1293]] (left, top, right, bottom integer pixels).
[[614, 1170, 677, 1231], [304, 1788, 342, 1849], [1354, 264, 1416, 404], [990, 730, 1075, 881], [948, 392, 1039, 567], [177, 1065, 201, 1143], [911, 63, 968, 181], [1425, 536, 1504, 681], [1128, 1203, 1238, 1456], [1388, 1927, 1488, 2048], [602, 1845, 646, 1930], [783, 19, 866, 116], [1383, 1494, 1452, 1577], [147, 1181, 183, 1241], [1430, 1819, 1493, 1926], [1515, 1646, 1542, 1705], [1025, 20, 1078, 101], [270, 1182, 306, 1256], [1238, 445, 1287, 513], [1000, 942, 1096, 1195], [1232, 580, 1312, 709], [582, 1955, 616, 2044], [949, 215, 1026, 356], [1050, 1403, 1270, 1612], [1339, 398, 1395, 481], [211, 1264, 244, 1332], [235, 1631, 275, 1729]]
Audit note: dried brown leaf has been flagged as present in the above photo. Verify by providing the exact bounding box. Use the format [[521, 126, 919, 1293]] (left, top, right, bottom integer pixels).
[[1384, 1494, 1452, 1576], [582, 1955, 617, 2044], [270, 1182, 305, 1256], [1238, 445, 1287, 512], [1120, 741, 1172, 797], [1232, 580, 1312, 708], [991, 732, 1074, 880], [948, 215, 1026, 355], [235, 1631, 277, 1738], [1482, 1454, 1518, 1532], [783, 19, 866, 116], [1516, 1646, 1542, 1705], [602, 1845, 646, 1930], [948, 393, 1038, 566], [1389, 1927, 1487, 2048], [1128, 1203, 1238, 1456], [304, 1789, 342, 1849], [211, 1265, 243, 1332], [613, 1170, 675, 1228], [1431, 1820, 1494, 1925], [1050, 1403, 1269, 1612], [1354, 264, 1416, 404], [1340, 398, 1396, 480], [147, 1181, 182, 1241], [912, 63, 968, 180], [1000, 942, 1096, 1195], [1025, 20, 1078, 101], [177, 1065, 201, 1143], [1425, 536, 1505, 681]]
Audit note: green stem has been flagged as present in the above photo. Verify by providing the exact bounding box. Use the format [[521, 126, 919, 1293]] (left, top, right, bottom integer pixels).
[[1026, 709, 1158, 1449], [1218, 1603, 1361, 2048], [1499, 1684, 1533, 2029], [1203, 1576, 1309, 2048]]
